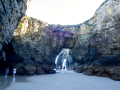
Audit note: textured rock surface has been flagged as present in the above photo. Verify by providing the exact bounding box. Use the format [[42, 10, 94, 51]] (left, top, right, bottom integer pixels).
[[0, 0, 31, 74], [72, 0, 120, 81], [0, 0, 31, 50], [1, 0, 120, 81], [7, 16, 78, 74], [5, 0, 120, 80]]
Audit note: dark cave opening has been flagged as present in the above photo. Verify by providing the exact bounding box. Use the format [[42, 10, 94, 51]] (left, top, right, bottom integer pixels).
[[0, 43, 19, 75]]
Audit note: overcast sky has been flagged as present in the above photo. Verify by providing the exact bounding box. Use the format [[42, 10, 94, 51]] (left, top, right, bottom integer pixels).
[[26, 0, 105, 25]]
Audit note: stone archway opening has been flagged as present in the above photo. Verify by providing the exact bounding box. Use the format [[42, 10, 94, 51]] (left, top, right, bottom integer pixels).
[[55, 48, 74, 70]]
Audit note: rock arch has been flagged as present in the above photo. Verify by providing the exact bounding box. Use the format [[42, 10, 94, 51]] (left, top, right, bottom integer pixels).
[[55, 48, 73, 69], [5, 16, 78, 74], [0, 0, 120, 80]]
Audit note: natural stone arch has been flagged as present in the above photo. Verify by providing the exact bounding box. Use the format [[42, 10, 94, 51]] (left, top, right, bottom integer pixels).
[[3, 16, 78, 75], [1, 0, 120, 81], [55, 48, 73, 70]]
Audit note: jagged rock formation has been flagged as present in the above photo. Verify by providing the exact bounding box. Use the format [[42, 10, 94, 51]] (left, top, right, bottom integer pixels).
[[9, 0, 120, 80], [0, 0, 120, 81], [72, 0, 120, 80], [0, 0, 31, 74], [0, 0, 31, 50], [7, 16, 77, 74]]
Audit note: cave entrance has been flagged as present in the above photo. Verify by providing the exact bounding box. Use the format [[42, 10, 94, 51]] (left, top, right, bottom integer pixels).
[[55, 49, 73, 70], [0, 57, 6, 74], [0, 45, 15, 75], [0, 57, 11, 74]]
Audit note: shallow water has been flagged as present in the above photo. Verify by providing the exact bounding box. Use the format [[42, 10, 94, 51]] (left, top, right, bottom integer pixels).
[[1, 70, 120, 90], [0, 75, 29, 90]]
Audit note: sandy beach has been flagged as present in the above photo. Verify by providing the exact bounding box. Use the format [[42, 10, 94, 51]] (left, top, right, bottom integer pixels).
[[0, 70, 120, 90]]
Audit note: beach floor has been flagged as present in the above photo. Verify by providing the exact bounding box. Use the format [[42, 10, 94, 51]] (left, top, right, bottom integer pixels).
[[0, 70, 120, 90]]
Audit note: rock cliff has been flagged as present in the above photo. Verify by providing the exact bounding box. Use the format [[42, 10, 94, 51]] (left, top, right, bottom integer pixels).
[[7, 16, 77, 74], [0, 0, 31, 74], [0, 0, 120, 81], [72, 0, 120, 80]]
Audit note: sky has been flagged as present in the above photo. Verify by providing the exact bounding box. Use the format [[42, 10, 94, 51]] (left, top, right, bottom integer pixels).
[[26, 0, 105, 25]]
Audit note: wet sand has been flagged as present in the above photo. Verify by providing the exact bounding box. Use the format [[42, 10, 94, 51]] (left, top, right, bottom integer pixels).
[[0, 75, 29, 90], [1, 70, 120, 90]]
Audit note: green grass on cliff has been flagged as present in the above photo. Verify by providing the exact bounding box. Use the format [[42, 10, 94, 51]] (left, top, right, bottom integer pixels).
[[94, 24, 97, 27], [20, 23, 23, 26], [89, 35, 95, 39], [83, 17, 93, 26], [25, 15, 31, 20], [17, 23, 24, 28], [78, 36, 81, 39]]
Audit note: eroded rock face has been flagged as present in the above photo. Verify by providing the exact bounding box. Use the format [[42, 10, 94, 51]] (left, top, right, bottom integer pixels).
[[0, 0, 31, 74], [1, 0, 120, 81], [72, 0, 120, 80], [7, 16, 78, 74], [71, 0, 120, 64], [0, 0, 31, 50]]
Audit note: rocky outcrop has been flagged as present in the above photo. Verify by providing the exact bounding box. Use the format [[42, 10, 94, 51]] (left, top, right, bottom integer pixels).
[[1, 0, 120, 81], [71, 0, 120, 80], [0, 0, 31, 74], [0, 0, 31, 50], [6, 16, 77, 74], [74, 65, 120, 81]]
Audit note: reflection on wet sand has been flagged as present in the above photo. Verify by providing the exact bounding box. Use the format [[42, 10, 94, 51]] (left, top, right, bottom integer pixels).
[[0, 76, 10, 90], [12, 77, 15, 82], [4, 77, 8, 85], [2, 70, 120, 90], [0, 75, 29, 90]]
